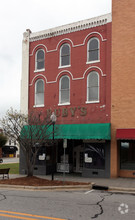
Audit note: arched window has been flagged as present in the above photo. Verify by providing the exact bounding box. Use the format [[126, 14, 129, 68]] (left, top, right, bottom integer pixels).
[[59, 75, 70, 104], [60, 44, 70, 66], [35, 79, 44, 106], [87, 71, 99, 102], [35, 49, 45, 70], [87, 38, 99, 62]]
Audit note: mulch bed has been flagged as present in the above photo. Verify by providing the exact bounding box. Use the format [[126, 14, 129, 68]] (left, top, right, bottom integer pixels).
[[0, 176, 90, 186]]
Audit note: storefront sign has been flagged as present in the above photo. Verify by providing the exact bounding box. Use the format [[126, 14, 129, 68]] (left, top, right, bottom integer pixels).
[[46, 106, 87, 118], [85, 153, 92, 163]]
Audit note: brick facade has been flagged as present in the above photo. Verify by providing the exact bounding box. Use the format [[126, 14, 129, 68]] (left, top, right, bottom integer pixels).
[[28, 21, 111, 126], [111, 0, 135, 177]]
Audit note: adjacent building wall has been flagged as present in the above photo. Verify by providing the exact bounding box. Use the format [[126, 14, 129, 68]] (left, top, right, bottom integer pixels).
[[111, 0, 135, 177]]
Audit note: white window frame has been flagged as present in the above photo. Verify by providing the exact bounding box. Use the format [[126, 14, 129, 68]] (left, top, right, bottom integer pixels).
[[59, 43, 71, 68], [35, 49, 45, 72], [34, 79, 45, 107], [58, 75, 70, 105], [86, 37, 100, 64], [86, 71, 99, 104]]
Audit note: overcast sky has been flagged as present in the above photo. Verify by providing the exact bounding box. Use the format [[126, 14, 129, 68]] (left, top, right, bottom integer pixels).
[[0, 0, 111, 119]]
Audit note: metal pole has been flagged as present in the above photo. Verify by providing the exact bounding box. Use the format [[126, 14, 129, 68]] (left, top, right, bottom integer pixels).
[[63, 146, 65, 184], [51, 122, 54, 181]]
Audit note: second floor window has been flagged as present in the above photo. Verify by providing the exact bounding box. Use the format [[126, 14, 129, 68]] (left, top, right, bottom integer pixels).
[[87, 71, 99, 102], [60, 44, 70, 67], [35, 79, 44, 106], [35, 49, 45, 70], [87, 38, 99, 62], [59, 75, 70, 104]]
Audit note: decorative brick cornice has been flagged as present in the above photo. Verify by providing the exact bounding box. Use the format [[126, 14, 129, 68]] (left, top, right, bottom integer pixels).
[[28, 13, 111, 42]]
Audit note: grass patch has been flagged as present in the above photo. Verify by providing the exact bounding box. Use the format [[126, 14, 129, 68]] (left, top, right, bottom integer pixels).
[[0, 163, 19, 174]]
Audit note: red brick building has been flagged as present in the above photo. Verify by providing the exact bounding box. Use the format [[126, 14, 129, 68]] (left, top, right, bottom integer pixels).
[[20, 14, 112, 177]]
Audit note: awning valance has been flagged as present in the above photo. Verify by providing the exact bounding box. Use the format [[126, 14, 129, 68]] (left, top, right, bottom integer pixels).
[[116, 129, 135, 140], [21, 123, 111, 140]]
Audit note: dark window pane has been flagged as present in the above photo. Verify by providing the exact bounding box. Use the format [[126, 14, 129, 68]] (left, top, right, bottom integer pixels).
[[61, 77, 69, 89], [36, 80, 44, 93], [35, 80, 44, 105], [61, 90, 69, 103], [37, 50, 44, 59], [88, 50, 99, 61], [61, 44, 70, 66], [37, 61, 44, 70], [88, 87, 98, 101], [36, 50, 45, 70], [88, 72, 98, 87], [61, 45, 69, 55], [89, 39, 99, 50], [84, 144, 105, 169], [61, 56, 70, 66], [120, 141, 135, 170]]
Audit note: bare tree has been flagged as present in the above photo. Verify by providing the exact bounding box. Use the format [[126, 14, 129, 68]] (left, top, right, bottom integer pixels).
[[0, 108, 55, 177], [0, 133, 7, 148]]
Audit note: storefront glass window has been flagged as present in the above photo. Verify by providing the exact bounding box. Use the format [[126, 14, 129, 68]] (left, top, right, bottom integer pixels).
[[84, 143, 105, 169], [120, 141, 135, 170]]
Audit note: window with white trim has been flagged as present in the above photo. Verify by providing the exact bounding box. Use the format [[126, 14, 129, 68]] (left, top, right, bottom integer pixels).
[[60, 44, 70, 66], [87, 38, 99, 62], [35, 79, 44, 106], [59, 75, 70, 104], [87, 71, 99, 102], [35, 49, 45, 70]]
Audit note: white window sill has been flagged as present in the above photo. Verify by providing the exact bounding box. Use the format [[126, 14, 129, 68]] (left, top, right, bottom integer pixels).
[[34, 68, 45, 73], [58, 102, 70, 106], [33, 104, 45, 108], [86, 101, 99, 104], [86, 60, 100, 64], [58, 65, 71, 69]]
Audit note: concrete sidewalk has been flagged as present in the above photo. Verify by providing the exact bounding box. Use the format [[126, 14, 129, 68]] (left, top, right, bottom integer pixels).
[[7, 173, 135, 193]]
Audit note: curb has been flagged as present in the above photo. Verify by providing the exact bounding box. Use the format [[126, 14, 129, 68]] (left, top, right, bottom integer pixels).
[[0, 184, 92, 191], [108, 186, 135, 194], [91, 183, 135, 194]]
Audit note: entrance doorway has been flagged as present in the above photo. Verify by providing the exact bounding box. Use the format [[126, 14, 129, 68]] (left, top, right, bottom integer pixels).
[[73, 145, 84, 173]]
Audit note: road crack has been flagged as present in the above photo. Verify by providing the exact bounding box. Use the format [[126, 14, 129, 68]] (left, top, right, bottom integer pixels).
[[91, 192, 113, 219], [0, 192, 7, 202]]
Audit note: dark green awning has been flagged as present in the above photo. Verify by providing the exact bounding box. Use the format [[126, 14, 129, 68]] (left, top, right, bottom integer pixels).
[[21, 123, 111, 140], [55, 123, 111, 140]]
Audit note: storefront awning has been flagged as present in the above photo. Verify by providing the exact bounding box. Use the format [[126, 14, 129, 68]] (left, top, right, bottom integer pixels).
[[116, 129, 135, 140], [55, 123, 111, 140], [21, 123, 111, 140]]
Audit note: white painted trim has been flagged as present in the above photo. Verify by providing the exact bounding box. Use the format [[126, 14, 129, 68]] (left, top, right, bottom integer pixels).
[[30, 44, 48, 56], [29, 13, 111, 42], [29, 66, 105, 86], [58, 65, 71, 69], [34, 68, 45, 73], [58, 103, 70, 106], [86, 101, 100, 104], [86, 60, 100, 64], [83, 66, 105, 77], [30, 74, 47, 86], [29, 32, 106, 56], [33, 104, 45, 108]]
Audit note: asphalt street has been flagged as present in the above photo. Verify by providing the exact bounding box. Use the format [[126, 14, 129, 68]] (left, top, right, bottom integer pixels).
[[0, 189, 134, 220]]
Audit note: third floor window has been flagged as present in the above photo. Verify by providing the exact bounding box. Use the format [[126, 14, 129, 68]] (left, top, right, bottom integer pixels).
[[60, 44, 70, 67]]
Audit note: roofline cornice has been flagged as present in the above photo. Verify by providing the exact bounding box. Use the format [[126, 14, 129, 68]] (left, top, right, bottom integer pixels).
[[26, 13, 111, 42]]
